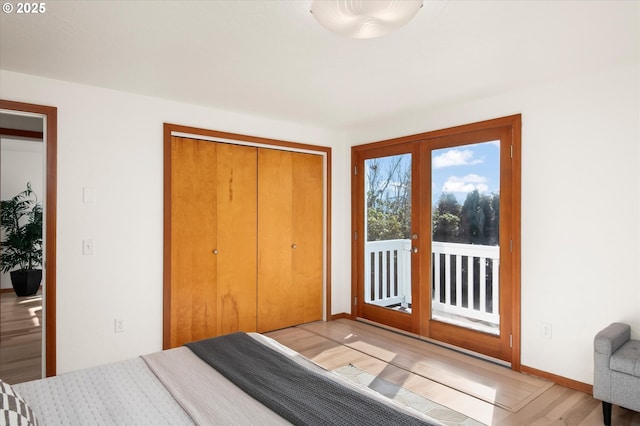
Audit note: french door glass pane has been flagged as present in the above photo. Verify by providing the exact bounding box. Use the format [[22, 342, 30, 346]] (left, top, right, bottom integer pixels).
[[364, 154, 412, 313], [431, 141, 500, 335]]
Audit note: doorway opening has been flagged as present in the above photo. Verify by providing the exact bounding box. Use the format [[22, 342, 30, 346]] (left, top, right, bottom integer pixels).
[[0, 100, 57, 382]]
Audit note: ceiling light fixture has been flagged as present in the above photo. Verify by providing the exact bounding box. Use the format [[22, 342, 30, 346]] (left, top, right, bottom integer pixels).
[[310, 0, 423, 39]]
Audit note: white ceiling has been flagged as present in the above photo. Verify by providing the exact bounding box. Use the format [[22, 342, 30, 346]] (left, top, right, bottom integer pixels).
[[1, 1, 638, 130]]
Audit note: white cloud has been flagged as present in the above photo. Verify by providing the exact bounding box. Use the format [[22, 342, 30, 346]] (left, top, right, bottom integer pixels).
[[442, 174, 489, 193], [461, 174, 486, 183], [433, 149, 483, 169]]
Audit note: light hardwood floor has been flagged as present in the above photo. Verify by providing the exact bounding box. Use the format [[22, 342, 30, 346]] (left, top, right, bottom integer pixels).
[[267, 319, 640, 426], [0, 297, 638, 425], [0, 289, 42, 384]]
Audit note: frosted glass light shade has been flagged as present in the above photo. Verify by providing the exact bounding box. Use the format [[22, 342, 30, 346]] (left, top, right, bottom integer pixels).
[[310, 0, 423, 39]]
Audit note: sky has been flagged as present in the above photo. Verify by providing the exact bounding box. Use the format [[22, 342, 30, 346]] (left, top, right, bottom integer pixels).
[[364, 140, 500, 206], [432, 140, 500, 205]]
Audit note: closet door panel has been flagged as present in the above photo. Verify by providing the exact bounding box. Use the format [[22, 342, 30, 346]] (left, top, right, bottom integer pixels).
[[215, 143, 258, 334], [257, 149, 323, 332], [257, 149, 294, 332], [170, 137, 218, 347], [292, 153, 324, 323]]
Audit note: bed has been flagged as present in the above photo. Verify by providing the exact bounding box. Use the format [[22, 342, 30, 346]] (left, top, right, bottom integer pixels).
[[3, 332, 441, 425]]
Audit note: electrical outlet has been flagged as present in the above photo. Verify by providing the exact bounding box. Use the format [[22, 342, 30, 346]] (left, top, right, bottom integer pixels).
[[541, 322, 552, 340], [114, 318, 125, 333]]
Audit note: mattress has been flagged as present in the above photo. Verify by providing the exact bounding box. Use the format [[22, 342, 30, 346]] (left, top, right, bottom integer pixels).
[[10, 332, 441, 425]]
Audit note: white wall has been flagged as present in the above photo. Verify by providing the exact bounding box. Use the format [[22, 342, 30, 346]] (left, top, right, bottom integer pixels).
[[1, 62, 638, 386], [345, 63, 640, 385], [0, 138, 44, 289], [0, 70, 350, 374]]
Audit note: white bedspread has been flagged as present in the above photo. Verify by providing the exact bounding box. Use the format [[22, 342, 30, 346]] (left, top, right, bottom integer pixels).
[[14, 357, 194, 425], [13, 333, 441, 425]]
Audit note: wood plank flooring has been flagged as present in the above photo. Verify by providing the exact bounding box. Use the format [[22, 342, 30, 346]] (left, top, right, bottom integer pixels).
[[0, 290, 42, 384], [1, 296, 638, 425], [266, 319, 640, 426], [300, 319, 552, 412]]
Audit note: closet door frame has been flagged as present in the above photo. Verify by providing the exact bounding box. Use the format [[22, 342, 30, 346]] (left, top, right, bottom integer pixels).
[[162, 123, 332, 349]]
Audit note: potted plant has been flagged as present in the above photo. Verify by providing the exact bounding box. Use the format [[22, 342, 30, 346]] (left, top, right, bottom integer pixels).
[[0, 182, 43, 297]]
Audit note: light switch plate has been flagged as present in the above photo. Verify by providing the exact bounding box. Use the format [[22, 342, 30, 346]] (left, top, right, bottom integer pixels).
[[83, 187, 96, 204], [82, 239, 94, 255]]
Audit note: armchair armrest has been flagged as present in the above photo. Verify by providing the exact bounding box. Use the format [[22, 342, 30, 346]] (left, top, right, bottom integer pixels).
[[594, 322, 631, 403], [595, 323, 631, 356]]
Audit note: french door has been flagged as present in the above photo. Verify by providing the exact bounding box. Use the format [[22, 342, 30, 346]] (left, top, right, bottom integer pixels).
[[352, 115, 521, 366], [354, 143, 421, 333]]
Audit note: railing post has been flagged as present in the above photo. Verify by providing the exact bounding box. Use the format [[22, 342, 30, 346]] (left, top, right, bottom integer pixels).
[[455, 254, 462, 309], [433, 252, 440, 304], [401, 240, 411, 307], [364, 243, 371, 303]]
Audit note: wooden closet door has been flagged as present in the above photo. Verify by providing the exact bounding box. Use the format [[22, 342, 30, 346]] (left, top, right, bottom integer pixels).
[[257, 149, 323, 332], [169, 137, 218, 347], [215, 143, 257, 335], [292, 152, 324, 324], [168, 138, 257, 347]]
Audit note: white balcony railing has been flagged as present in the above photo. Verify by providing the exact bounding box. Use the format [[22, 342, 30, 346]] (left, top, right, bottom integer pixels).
[[431, 241, 499, 327], [364, 239, 412, 308], [364, 240, 500, 330]]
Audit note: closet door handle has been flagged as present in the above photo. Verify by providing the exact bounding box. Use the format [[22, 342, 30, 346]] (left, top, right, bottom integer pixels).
[[213, 249, 218, 255], [291, 244, 297, 249]]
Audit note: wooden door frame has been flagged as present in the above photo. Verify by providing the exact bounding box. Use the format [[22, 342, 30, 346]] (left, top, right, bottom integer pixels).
[[162, 123, 332, 349], [351, 115, 521, 371], [0, 99, 57, 377], [351, 143, 421, 334]]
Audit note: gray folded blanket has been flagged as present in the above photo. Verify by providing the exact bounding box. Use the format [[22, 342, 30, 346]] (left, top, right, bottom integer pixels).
[[186, 332, 433, 426]]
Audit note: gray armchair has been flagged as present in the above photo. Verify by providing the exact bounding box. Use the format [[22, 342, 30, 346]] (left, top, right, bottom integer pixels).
[[593, 322, 640, 425]]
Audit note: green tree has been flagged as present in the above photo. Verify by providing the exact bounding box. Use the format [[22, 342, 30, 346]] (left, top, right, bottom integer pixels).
[[432, 193, 462, 242], [366, 158, 499, 246], [366, 156, 411, 241], [459, 190, 499, 245]]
